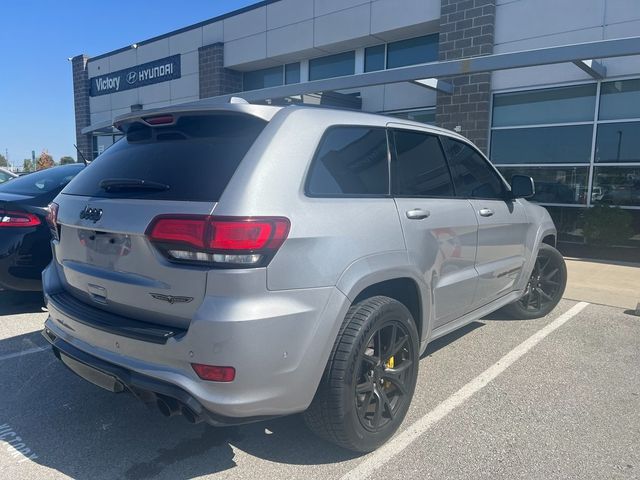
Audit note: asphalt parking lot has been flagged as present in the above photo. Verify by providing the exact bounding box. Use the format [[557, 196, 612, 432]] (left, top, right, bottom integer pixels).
[[0, 292, 638, 480]]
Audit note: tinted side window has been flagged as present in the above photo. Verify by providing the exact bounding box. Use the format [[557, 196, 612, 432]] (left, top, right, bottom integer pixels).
[[392, 130, 454, 197], [307, 127, 389, 196], [441, 137, 506, 199]]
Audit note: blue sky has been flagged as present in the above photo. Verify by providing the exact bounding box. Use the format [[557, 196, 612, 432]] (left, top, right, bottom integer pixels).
[[0, 0, 257, 168]]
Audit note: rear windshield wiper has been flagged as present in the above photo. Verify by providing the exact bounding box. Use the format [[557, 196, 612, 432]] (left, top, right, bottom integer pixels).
[[99, 178, 170, 192]]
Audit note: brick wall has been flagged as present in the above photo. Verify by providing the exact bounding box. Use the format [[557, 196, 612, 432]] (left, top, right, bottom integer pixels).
[[71, 55, 93, 161], [198, 43, 242, 99], [436, 0, 495, 153]]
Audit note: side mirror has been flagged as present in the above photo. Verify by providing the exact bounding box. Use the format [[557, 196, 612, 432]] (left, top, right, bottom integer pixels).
[[510, 175, 535, 199]]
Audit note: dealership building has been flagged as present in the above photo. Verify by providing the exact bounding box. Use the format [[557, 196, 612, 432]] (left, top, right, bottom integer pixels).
[[71, 0, 640, 249]]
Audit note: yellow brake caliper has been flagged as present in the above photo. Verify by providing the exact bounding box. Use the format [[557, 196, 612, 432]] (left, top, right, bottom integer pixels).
[[384, 356, 394, 389]]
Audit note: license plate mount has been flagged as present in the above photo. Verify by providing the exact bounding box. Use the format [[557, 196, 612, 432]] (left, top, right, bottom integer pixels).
[[60, 353, 125, 393]]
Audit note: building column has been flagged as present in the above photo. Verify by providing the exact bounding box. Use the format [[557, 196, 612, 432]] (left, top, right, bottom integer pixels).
[[436, 0, 495, 153], [198, 43, 243, 99], [71, 54, 93, 161]]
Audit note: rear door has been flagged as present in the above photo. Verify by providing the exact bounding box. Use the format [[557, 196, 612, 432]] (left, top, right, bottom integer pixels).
[[440, 136, 530, 308], [52, 113, 267, 329], [390, 127, 479, 328]]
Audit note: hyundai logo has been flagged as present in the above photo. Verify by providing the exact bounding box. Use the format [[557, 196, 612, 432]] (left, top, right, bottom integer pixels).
[[126, 71, 138, 85], [79, 206, 103, 223]]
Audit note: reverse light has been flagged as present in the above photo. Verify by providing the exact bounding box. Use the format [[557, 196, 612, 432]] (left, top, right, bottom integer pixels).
[[0, 211, 41, 228], [191, 363, 235, 382], [146, 216, 290, 268]]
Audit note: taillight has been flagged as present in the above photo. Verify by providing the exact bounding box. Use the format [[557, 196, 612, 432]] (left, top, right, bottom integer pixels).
[[191, 363, 235, 382], [46, 202, 60, 240], [146, 215, 290, 268], [0, 211, 41, 228]]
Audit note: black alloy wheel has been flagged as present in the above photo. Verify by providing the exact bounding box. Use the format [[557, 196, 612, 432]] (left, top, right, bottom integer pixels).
[[304, 296, 419, 452], [356, 321, 414, 432], [503, 244, 567, 319]]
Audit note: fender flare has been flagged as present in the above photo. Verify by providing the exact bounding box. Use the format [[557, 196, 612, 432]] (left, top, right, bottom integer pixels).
[[335, 250, 432, 344]]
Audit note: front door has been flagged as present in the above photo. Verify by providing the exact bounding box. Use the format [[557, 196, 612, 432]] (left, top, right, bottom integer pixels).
[[440, 136, 531, 309]]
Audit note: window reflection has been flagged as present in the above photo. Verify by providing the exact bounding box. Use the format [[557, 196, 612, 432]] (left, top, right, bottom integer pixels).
[[491, 125, 593, 164], [595, 122, 640, 163], [365, 44, 385, 72], [386, 34, 438, 69], [497, 166, 589, 204], [492, 84, 596, 127], [309, 52, 355, 81], [593, 166, 640, 207], [599, 79, 640, 121], [243, 66, 283, 91]]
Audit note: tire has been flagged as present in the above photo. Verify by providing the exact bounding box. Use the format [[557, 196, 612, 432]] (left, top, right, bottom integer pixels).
[[304, 296, 419, 452], [501, 244, 567, 320]]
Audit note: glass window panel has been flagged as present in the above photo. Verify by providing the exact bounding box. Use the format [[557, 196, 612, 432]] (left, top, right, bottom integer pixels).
[[492, 84, 597, 127], [599, 79, 640, 120], [392, 130, 454, 197], [441, 137, 506, 199], [490, 125, 593, 164], [389, 109, 436, 125], [592, 166, 640, 207], [387, 34, 438, 69], [365, 44, 385, 72], [243, 66, 283, 91], [497, 166, 589, 205], [307, 127, 389, 196], [285, 62, 300, 84], [595, 121, 640, 163], [309, 51, 355, 81]]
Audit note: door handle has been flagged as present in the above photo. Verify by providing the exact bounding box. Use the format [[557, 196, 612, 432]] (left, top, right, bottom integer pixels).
[[479, 208, 494, 217], [406, 208, 430, 220]]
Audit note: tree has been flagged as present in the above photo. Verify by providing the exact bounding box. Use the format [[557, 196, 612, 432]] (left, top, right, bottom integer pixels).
[[36, 150, 54, 170], [0, 153, 7, 167], [22, 159, 34, 172], [59, 156, 75, 165]]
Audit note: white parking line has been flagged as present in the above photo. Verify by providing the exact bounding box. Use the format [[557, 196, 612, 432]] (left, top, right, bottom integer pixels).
[[0, 347, 49, 362], [342, 301, 590, 480]]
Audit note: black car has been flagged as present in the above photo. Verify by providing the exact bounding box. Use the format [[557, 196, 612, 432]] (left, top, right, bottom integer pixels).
[[0, 163, 84, 291]]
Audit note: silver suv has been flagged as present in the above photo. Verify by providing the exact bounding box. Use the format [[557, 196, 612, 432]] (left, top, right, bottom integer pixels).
[[42, 102, 566, 452]]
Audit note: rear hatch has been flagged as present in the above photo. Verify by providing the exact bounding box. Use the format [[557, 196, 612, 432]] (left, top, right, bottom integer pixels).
[[52, 112, 268, 329]]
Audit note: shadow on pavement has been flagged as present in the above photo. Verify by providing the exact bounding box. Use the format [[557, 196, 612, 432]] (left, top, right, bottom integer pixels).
[[421, 321, 484, 358], [0, 331, 48, 357], [0, 332, 358, 480], [0, 290, 45, 315]]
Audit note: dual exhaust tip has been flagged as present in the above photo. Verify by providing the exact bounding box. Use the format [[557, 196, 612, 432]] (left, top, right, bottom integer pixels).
[[156, 396, 203, 424]]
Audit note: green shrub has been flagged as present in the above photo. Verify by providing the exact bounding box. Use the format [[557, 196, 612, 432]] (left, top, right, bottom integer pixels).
[[581, 205, 633, 246]]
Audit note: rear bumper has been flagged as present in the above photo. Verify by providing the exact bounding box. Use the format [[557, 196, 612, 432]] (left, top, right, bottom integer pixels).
[[42, 329, 276, 426], [42, 263, 351, 419]]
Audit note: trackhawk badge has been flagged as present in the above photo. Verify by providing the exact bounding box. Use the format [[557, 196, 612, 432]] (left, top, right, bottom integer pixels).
[[150, 293, 193, 304]]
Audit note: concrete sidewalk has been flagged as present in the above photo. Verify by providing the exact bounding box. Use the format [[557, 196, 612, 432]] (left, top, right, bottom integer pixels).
[[564, 257, 640, 310]]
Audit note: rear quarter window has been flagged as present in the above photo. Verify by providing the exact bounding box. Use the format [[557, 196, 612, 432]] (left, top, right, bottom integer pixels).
[[63, 114, 267, 202], [306, 126, 389, 196]]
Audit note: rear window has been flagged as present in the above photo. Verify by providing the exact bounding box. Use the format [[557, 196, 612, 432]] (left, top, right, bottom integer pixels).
[[63, 114, 267, 202], [0, 164, 83, 196]]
